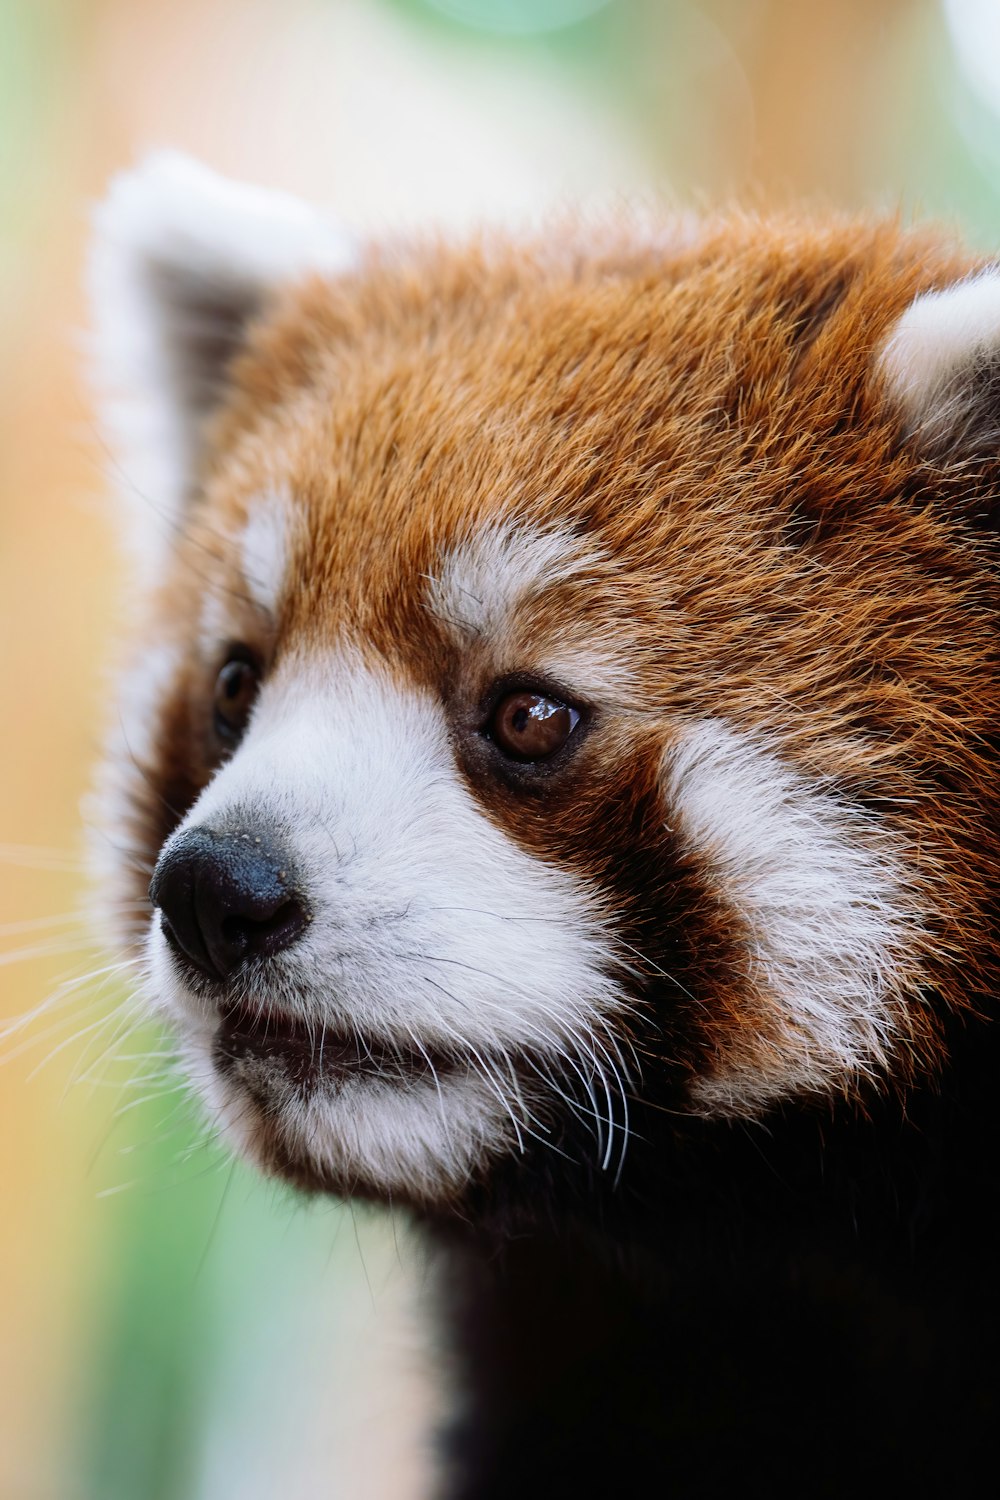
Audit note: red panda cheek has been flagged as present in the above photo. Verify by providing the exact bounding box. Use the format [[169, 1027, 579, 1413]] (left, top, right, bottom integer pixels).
[[658, 720, 934, 1115]]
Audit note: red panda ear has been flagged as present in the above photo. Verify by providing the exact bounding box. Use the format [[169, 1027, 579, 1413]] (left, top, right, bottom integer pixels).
[[88, 152, 354, 571], [877, 269, 1000, 460]]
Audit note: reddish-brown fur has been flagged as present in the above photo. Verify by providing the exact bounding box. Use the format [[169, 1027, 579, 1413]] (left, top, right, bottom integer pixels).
[[99, 197, 1000, 1497], [121, 216, 998, 1108]]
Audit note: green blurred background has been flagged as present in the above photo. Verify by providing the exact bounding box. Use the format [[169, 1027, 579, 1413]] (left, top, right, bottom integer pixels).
[[3, 1, 1000, 1495]]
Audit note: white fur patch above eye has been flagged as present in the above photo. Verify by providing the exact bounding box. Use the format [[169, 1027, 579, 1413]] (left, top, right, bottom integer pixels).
[[663, 720, 921, 1116], [198, 589, 230, 659], [877, 268, 1000, 440], [427, 521, 605, 645], [241, 491, 290, 615]]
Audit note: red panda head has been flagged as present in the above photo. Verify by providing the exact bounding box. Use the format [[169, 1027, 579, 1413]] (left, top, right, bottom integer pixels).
[[89, 155, 1000, 1210]]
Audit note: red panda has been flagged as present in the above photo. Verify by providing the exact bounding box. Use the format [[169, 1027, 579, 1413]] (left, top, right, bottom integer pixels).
[[89, 154, 1000, 1497]]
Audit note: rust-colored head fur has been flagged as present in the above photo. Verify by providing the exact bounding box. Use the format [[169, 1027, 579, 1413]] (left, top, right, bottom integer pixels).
[[90, 156, 998, 1208], [86, 153, 1000, 1499]]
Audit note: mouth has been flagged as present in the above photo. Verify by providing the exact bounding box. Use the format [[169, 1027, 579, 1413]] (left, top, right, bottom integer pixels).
[[212, 998, 454, 1093]]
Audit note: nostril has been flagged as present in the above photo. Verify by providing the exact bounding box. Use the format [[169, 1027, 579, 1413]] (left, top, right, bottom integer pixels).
[[150, 827, 309, 981], [220, 898, 308, 962]]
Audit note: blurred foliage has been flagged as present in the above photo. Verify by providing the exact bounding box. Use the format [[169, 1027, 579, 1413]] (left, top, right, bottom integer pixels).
[[0, 0, 78, 283], [75, 1019, 398, 1500]]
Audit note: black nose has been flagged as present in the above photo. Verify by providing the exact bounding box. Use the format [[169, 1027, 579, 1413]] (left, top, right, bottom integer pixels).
[[149, 827, 309, 981]]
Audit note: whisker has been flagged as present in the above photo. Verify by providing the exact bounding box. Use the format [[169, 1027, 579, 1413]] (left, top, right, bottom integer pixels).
[[403, 949, 639, 1180], [0, 912, 96, 940], [0, 843, 85, 872], [0, 936, 104, 970], [418, 974, 529, 1154], [402, 1023, 451, 1141], [0, 956, 138, 1045], [26, 1006, 139, 1081]]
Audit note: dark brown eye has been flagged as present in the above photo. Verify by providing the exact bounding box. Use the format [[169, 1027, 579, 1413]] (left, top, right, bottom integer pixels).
[[213, 655, 260, 746], [489, 691, 580, 762]]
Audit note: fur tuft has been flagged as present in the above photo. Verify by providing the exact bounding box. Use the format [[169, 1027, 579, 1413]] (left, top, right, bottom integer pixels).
[[88, 151, 354, 576], [877, 267, 1000, 454]]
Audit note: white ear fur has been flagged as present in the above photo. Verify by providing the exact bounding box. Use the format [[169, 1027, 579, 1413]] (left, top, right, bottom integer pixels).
[[88, 152, 355, 565], [877, 269, 1000, 453]]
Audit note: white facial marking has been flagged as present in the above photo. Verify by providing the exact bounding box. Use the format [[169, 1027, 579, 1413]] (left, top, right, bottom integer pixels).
[[663, 720, 921, 1116], [240, 491, 290, 616], [149, 651, 626, 1198], [163, 990, 514, 1203], [878, 268, 1000, 435], [198, 589, 229, 657], [427, 521, 605, 645], [533, 642, 638, 705]]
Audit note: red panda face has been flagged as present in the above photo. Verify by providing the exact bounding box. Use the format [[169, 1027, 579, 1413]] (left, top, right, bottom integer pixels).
[[90, 157, 1000, 1210]]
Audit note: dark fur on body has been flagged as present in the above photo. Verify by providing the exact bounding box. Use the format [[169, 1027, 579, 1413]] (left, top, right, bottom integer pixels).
[[431, 1002, 1000, 1496]]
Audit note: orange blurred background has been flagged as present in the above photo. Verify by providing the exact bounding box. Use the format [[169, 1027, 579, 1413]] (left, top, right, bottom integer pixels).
[[3, 2, 1000, 1495]]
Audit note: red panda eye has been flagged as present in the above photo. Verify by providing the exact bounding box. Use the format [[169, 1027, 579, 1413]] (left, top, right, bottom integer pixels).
[[490, 692, 580, 762], [212, 656, 260, 745]]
